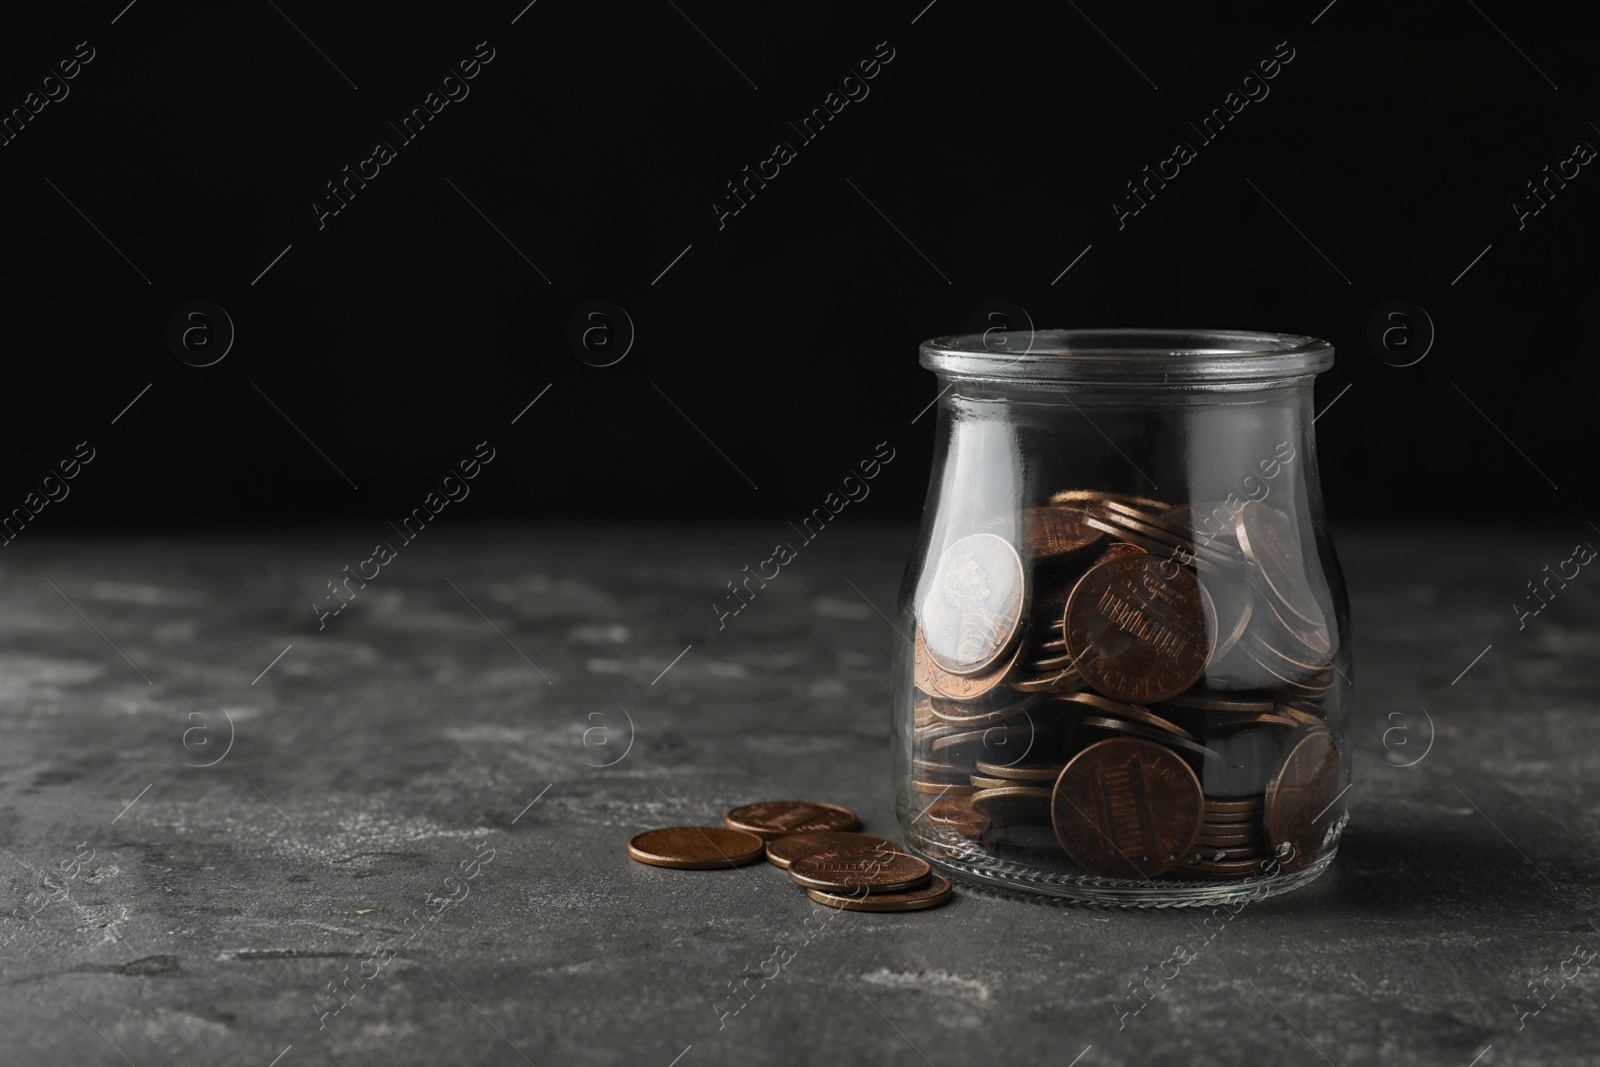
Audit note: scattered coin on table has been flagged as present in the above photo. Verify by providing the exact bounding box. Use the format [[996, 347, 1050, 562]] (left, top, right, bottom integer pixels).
[[724, 800, 858, 839], [807, 873, 954, 912], [627, 827, 765, 870], [786, 847, 932, 894], [765, 831, 896, 870], [627, 802, 952, 912]]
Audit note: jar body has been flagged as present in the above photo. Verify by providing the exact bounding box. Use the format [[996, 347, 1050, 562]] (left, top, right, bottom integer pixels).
[[894, 344, 1351, 907]]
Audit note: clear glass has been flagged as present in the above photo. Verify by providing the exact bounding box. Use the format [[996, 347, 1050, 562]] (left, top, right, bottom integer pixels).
[[894, 329, 1351, 907]]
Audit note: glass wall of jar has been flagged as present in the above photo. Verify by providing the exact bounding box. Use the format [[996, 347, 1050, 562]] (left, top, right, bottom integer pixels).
[[893, 330, 1351, 907]]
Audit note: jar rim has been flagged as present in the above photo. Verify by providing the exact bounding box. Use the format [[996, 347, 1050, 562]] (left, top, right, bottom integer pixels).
[[919, 328, 1334, 383]]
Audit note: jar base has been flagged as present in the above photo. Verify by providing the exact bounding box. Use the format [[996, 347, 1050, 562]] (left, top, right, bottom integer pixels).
[[909, 841, 1338, 908]]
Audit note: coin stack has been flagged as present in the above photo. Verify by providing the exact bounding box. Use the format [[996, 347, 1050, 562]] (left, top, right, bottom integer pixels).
[[910, 494, 1344, 881], [1179, 796, 1264, 878], [628, 799, 954, 912]]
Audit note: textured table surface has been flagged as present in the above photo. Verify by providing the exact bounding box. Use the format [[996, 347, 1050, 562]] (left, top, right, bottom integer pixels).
[[1, 524, 1597, 1067]]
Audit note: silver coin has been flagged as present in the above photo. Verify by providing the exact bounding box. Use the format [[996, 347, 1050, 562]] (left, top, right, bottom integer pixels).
[[919, 533, 1026, 675]]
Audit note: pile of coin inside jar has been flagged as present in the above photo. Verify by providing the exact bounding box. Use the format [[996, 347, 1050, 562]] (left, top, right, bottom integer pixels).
[[628, 800, 953, 911], [911, 493, 1344, 881]]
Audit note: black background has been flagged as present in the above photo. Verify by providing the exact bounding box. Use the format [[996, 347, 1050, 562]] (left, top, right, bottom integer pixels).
[[3, 1, 1594, 532]]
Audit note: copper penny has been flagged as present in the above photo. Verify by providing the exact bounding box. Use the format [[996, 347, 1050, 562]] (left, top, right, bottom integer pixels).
[[1097, 498, 1167, 521], [1050, 490, 1170, 515], [1216, 712, 1302, 729], [1020, 506, 1105, 562], [807, 873, 953, 912], [973, 759, 1065, 781], [919, 795, 991, 835], [1007, 670, 1086, 694], [1203, 831, 1258, 844], [725, 801, 858, 840], [1054, 691, 1196, 740], [1105, 501, 1247, 563], [912, 770, 974, 787], [915, 626, 1024, 703], [919, 533, 1026, 675], [765, 831, 897, 869], [968, 774, 1018, 790], [915, 727, 976, 755], [1048, 489, 1115, 505], [1096, 496, 1175, 525], [1101, 540, 1149, 560], [927, 691, 1041, 726], [970, 785, 1053, 825], [911, 756, 964, 775], [913, 780, 979, 795], [1050, 737, 1204, 879], [787, 847, 932, 893], [1263, 730, 1342, 872], [1064, 555, 1214, 704], [1277, 704, 1326, 727], [1203, 812, 1260, 831], [1234, 501, 1322, 626], [1203, 797, 1261, 813], [1175, 857, 1264, 878], [1047, 489, 1124, 510], [627, 827, 765, 869], [1086, 513, 1238, 572], [1163, 691, 1274, 714], [1083, 515, 1197, 567], [1094, 501, 1206, 547]]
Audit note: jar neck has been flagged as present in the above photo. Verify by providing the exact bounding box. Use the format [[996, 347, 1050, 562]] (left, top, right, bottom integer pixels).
[[924, 375, 1326, 521]]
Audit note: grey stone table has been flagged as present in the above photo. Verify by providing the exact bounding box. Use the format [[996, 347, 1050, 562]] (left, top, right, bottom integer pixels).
[[1, 524, 1597, 1067]]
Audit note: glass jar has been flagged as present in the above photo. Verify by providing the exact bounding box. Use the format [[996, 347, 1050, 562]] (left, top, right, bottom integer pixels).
[[894, 329, 1351, 907]]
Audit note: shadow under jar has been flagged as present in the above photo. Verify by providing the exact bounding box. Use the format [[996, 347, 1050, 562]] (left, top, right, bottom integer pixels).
[[894, 329, 1352, 907]]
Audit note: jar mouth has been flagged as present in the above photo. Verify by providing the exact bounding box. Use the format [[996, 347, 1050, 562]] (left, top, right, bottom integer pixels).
[[920, 328, 1334, 384]]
